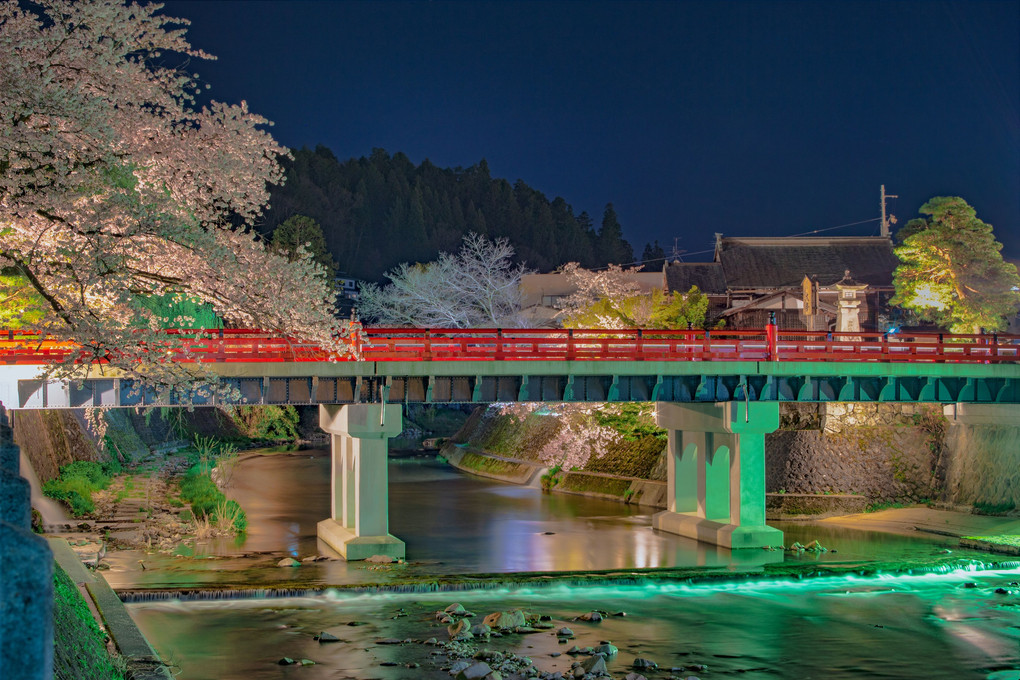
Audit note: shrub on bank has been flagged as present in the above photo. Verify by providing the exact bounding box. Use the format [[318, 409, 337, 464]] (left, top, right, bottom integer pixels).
[[53, 562, 125, 680], [178, 463, 247, 532], [42, 461, 115, 516]]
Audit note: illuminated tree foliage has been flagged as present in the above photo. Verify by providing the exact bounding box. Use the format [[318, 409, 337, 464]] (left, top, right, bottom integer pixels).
[[269, 215, 338, 280], [0, 0, 348, 387], [891, 197, 1020, 333], [0, 270, 48, 328], [557, 263, 708, 329]]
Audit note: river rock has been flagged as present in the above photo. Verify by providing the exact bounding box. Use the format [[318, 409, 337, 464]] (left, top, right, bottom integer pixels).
[[632, 657, 657, 670], [298, 659, 315, 666], [996, 588, 1012, 595], [365, 554, 394, 563], [593, 643, 618, 656], [565, 645, 582, 655], [557, 627, 575, 637], [456, 661, 494, 679], [471, 623, 492, 638], [277, 557, 300, 567], [446, 603, 468, 614], [578, 611, 603, 622], [986, 672, 1020, 680], [449, 619, 474, 641], [484, 609, 527, 629], [449, 660, 472, 675], [424, 637, 439, 645], [581, 655, 609, 675], [624, 674, 648, 680], [277, 657, 296, 665], [376, 638, 403, 645], [315, 631, 340, 642]]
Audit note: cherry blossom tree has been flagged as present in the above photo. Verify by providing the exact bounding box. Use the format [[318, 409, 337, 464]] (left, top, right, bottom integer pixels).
[[557, 263, 708, 329], [358, 233, 529, 327], [493, 402, 621, 470], [0, 0, 348, 389]]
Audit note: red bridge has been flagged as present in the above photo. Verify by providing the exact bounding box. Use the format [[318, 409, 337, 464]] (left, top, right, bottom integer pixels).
[[1, 327, 1017, 364]]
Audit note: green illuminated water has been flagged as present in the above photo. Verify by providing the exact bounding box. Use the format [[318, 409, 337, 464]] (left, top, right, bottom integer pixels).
[[121, 451, 1020, 678], [130, 567, 1020, 679]]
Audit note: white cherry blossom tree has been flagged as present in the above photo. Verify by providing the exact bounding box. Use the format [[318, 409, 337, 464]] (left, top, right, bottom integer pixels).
[[358, 233, 529, 328]]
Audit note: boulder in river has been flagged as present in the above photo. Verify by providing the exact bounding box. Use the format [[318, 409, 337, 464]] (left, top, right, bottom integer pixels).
[[483, 609, 527, 630], [315, 631, 340, 642], [448, 619, 474, 641], [455, 661, 494, 679], [277, 557, 300, 567]]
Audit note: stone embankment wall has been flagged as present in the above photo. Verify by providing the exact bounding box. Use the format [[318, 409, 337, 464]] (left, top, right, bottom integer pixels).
[[943, 412, 1020, 512], [445, 402, 950, 509], [442, 405, 668, 507], [0, 406, 53, 679], [14, 407, 245, 483], [766, 403, 943, 503]]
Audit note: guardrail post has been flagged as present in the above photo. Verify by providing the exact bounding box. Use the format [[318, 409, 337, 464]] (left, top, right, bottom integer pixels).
[[495, 329, 504, 360], [567, 329, 575, 361], [765, 312, 778, 361], [424, 329, 432, 361], [635, 329, 643, 361]]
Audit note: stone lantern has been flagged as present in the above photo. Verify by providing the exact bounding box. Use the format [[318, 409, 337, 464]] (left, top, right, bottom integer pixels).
[[835, 269, 868, 335]]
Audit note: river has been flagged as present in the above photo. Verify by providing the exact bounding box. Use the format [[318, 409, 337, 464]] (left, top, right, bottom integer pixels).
[[123, 450, 1020, 679]]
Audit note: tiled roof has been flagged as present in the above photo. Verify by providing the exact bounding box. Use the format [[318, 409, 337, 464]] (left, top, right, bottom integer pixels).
[[717, 237, 898, 289], [664, 262, 727, 294]]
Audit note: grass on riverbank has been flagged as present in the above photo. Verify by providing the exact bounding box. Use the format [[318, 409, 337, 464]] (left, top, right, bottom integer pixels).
[[53, 562, 126, 680], [43, 461, 118, 516], [178, 461, 247, 533]]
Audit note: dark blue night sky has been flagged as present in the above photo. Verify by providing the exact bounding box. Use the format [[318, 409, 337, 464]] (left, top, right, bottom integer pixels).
[[163, 0, 1019, 260]]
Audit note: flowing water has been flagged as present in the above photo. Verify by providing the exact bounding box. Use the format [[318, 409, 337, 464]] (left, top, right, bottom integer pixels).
[[129, 567, 1020, 679], [121, 450, 1020, 678]]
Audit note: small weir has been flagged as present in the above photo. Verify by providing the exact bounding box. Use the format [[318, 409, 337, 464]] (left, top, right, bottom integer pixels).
[[127, 564, 1020, 680]]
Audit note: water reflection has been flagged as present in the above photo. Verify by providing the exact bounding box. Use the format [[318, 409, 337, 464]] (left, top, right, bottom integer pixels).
[[104, 452, 988, 593], [214, 452, 783, 572]]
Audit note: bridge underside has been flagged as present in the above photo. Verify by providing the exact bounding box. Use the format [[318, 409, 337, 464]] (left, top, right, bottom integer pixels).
[[12, 370, 1020, 409]]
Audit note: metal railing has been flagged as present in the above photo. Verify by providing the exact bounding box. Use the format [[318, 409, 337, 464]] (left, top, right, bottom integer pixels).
[[0, 327, 1017, 365]]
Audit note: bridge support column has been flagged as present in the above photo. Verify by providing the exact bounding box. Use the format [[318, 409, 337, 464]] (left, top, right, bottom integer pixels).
[[653, 402, 784, 549], [317, 404, 405, 561]]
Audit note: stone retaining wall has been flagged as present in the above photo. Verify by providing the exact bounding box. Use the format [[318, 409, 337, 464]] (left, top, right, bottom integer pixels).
[[0, 406, 53, 679]]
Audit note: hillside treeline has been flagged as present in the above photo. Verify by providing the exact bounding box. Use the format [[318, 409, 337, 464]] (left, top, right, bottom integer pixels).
[[259, 146, 634, 281]]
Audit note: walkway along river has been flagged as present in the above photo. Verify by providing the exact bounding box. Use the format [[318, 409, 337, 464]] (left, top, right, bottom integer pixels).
[[118, 450, 1020, 679]]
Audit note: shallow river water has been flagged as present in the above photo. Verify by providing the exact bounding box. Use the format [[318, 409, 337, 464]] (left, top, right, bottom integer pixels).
[[124, 450, 1020, 679]]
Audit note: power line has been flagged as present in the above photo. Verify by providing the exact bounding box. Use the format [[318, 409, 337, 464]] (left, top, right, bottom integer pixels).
[[789, 217, 882, 237]]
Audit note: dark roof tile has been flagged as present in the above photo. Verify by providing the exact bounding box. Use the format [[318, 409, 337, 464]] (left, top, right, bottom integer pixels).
[[664, 262, 727, 294], [717, 237, 897, 288]]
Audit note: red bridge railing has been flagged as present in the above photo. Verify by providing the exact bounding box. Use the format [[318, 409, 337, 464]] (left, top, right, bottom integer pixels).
[[0, 327, 1017, 365]]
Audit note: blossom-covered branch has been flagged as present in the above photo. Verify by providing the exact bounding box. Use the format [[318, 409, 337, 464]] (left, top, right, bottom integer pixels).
[[0, 0, 350, 387]]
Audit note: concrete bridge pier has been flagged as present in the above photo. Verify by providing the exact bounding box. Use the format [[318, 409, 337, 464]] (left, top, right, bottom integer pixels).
[[317, 404, 405, 561], [653, 401, 784, 550]]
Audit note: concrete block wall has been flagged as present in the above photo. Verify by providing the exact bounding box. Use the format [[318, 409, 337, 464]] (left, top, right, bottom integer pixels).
[[0, 405, 54, 679]]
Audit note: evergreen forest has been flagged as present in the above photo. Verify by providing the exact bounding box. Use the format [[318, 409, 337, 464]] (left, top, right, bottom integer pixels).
[[259, 147, 636, 281]]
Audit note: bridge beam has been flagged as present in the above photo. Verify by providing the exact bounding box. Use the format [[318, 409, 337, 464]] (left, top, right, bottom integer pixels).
[[316, 404, 405, 561], [653, 401, 783, 549]]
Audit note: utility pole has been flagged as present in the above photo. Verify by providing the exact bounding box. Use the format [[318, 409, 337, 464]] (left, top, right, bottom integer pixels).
[[670, 237, 686, 262], [880, 185, 898, 238]]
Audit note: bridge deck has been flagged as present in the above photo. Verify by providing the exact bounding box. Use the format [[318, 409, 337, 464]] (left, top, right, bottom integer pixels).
[[2, 328, 1018, 408]]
